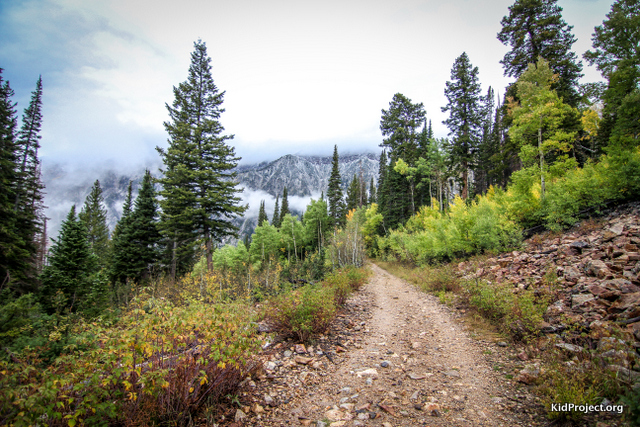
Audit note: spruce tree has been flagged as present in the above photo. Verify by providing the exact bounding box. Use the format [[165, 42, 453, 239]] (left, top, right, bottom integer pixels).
[[128, 170, 160, 282], [109, 181, 133, 285], [14, 77, 45, 287], [345, 174, 360, 213], [15, 77, 43, 212], [272, 195, 280, 228], [280, 186, 290, 220], [380, 93, 426, 164], [327, 145, 345, 225], [498, 0, 583, 107], [257, 200, 268, 226], [79, 180, 110, 268], [584, 0, 640, 148], [376, 150, 388, 216], [156, 40, 246, 276], [383, 161, 409, 230], [0, 69, 27, 290], [369, 177, 376, 205], [474, 87, 496, 195], [380, 93, 425, 222], [442, 52, 483, 200], [40, 206, 97, 313]]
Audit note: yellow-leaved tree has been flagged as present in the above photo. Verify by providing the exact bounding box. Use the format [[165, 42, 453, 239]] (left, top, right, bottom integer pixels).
[[508, 57, 579, 199]]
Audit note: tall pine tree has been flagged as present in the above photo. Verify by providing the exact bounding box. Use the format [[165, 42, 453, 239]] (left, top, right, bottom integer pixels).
[[327, 145, 345, 225], [442, 52, 483, 199], [0, 69, 27, 291], [280, 186, 290, 220], [14, 76, 45, 289], [345, 174, 360, 213], [257, 200, 268, 226], [272, 195, 281, 228], [584, 0, 640, 149], [157, 40, 246, 277], [79, 180, 110, 268], [474, 86, 497, 195], [380, 93, 426, 164], [40, 206, 97, 313], [127, 170, 160, 282], [376, 150, 388, 223], [380, 93, 425, 223], [109, 181, 133, 286], [368, 177, 376, 205], [497, 0, 583, 107]]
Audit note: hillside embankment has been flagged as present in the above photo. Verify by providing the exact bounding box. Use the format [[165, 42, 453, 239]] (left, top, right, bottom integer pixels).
[[459, 201, 640, 349]]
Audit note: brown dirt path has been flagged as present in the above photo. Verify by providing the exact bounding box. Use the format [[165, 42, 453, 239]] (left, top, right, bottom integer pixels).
[[232, 263, 547, 427]]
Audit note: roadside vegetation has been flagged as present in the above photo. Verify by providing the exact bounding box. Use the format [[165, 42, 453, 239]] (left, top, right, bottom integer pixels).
[[0, 201, 369, 426]]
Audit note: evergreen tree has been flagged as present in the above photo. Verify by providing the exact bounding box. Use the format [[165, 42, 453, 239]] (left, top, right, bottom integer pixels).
[[474, 86, 497, 195], [14, 77, 45, 289], [380, 93, 425, 221], [109, 181, 133, 286], [127, 170, 160, 282], [442, 52, 483, 199], [272, 195, 280, 228], [257, 200, 268, 226], [15, 76, 43, 212], [497, 0, 583, 107], [327, 145, 345, 225], [156, 40, 246, 276], [0, 69, 26, 291], [79, 180, 110, 268], [345, 174, 360, 213], [489, 96, 520, 188], [40, 206, 98, 313], [383, 160, 409, 230], [280, 186, 290, 220], [584, 0, 640, 148], [368, 177, 376, 205], [358, 169, 367, 207], [376, 150, 388, 219], [380, 93, 426, 164]]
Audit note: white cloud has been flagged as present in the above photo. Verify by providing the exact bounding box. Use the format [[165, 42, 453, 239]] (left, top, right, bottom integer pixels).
[[2, 0, 612, 170]]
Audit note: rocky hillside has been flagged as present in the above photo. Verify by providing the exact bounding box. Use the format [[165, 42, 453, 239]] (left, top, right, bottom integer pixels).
[[236, 153, 379, 197], [458, 201, 640, 384]]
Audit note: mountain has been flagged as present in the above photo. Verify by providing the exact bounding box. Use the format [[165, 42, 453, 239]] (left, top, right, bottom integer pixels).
[[42, 152, 380, 243], [236, 153, 379, 198], [233, 153, 379, 238]]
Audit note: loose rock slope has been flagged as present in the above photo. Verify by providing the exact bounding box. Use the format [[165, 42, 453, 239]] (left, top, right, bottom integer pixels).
[[460, 202, 640, 351]]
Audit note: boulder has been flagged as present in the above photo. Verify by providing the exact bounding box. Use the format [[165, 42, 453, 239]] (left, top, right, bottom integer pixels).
[[572, 293, 595, 309], [516, 364, 540, 385]]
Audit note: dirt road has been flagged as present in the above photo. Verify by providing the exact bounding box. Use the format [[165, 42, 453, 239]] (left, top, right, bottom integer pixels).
[[236, 263, 545, 426]]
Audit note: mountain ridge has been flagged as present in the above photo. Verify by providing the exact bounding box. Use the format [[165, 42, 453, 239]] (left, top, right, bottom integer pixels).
[[42, 151, 380, 241]]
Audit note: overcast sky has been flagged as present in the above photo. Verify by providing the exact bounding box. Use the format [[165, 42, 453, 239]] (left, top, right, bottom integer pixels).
[[1, 0, 613, 168]]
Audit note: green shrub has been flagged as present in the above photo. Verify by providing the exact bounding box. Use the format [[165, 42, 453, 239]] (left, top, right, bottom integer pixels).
[[342, 265, 369, 291], [464, 279, 545, 341], [622, 386, 640, 426], [324, 271, 351, 306], [0, 297, 261, 426], [263, 284, 336, 343], [376, 191, 522, 265]]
